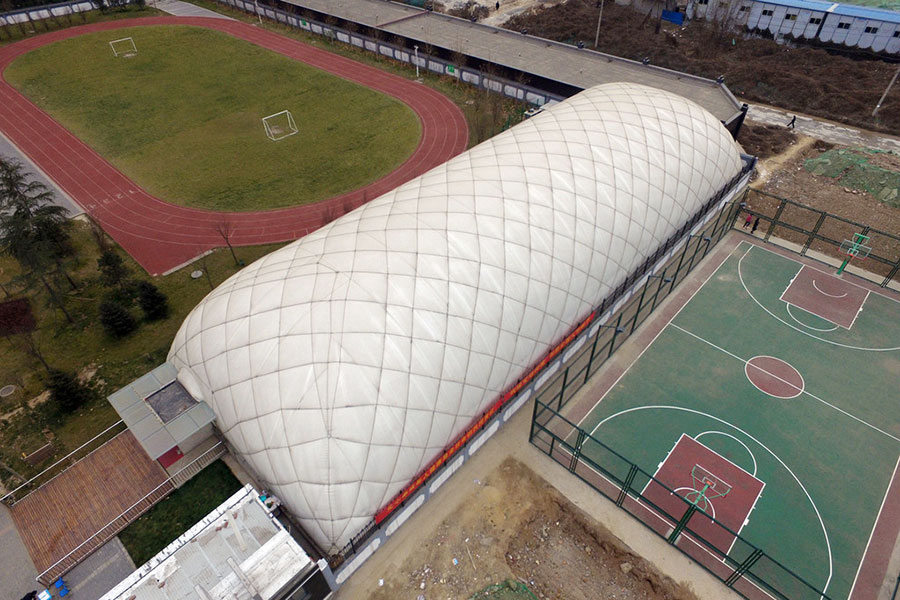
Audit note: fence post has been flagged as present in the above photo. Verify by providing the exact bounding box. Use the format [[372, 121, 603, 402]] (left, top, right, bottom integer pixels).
[[568, 428, 586, 472], [725, 548, 764, 587], [557, 367, 569, 411], [669, 241, 691, 293], [616, 463, 639, 507], [608, 314, 623, 358], [584, 333, 600, 384], [529, 397, 540, 442], [764, 199, 786, 242], [884, 257, 900, 288], [649, 267, 669, 313], [802, 210, 827, 255], [668, 503, 698, 544], [630, 277, 651, 334]]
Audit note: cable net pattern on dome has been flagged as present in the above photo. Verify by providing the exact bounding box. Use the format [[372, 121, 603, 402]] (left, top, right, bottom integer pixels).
[[168, 82, 743, 553]]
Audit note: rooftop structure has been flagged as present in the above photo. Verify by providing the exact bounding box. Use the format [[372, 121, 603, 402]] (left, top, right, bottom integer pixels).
[[99, 485, 328, 600]]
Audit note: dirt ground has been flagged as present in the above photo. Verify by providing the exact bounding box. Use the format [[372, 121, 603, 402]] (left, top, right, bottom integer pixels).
[[367, 458, 698, 600], [751, 135, 900, 232], [502, 0, 900, 135]]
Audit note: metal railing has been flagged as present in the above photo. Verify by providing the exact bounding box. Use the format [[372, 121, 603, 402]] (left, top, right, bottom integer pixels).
[[741, 188, 900, 289], [530, 402, 832, 600], [1, 420, 127, 506], [35, 440, 226, 585]]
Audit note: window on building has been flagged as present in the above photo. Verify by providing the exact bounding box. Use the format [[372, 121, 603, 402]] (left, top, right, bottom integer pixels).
[[864, 26, 878, 33], [762, 9, 774, 16], [809, 16, 821, 24], [837, 22, 851, 29], [894, 30, 900, 37], [785, 13, 797, 20], [696, 0, 709, 6], [739, 5, 749, 10]]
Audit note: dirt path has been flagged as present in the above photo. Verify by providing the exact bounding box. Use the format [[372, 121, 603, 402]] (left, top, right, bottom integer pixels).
[[749, 131, 815, 187]]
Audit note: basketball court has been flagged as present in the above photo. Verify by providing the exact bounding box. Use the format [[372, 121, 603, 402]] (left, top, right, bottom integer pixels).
[[573, 238, 900, 600]]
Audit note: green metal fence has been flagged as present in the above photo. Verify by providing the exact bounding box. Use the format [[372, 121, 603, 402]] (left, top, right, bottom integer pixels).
[[742, 188, 900, 288], [530, 403, 832, 600], [523, 193, 836, 599]]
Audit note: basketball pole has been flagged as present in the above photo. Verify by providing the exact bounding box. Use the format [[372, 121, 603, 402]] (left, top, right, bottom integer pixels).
[[837, 233, 870, 276]]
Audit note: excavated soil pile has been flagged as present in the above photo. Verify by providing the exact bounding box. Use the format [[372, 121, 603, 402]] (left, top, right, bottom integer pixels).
[[738, 123, 797, 159], [368, 458, 699, 600]]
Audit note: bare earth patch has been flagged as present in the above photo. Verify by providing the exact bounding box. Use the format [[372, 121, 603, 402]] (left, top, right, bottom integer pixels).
[[367, 457, 698, 600], [757, 143, 900, 233]]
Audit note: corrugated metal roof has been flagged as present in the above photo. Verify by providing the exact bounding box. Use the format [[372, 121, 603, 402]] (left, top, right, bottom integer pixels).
[[830, 3, 900, 22], [757, 0, 900, 22]]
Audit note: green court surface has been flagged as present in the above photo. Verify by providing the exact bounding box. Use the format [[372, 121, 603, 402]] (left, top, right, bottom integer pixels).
[[578, 241, 900, 600], [3, 26, 420, 211]]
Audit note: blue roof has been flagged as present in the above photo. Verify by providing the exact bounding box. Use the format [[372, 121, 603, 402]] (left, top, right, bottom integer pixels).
[[830, 3, 900, 22], [758, 0, 900, 22]]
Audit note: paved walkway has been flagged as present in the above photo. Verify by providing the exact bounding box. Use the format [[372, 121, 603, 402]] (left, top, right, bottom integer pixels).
[[747, 103, 900, 153], [64, 537, 135, 600], [0, 503, 40, 600], [0, 131, 83, 217]]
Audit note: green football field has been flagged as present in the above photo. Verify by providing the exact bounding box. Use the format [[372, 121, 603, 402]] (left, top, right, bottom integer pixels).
[[578, 241, 900, 600], [3, 26, 420, 211]]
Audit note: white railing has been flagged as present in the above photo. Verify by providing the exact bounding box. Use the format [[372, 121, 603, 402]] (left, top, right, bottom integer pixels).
[[1, 420, 126, 506], [36, 440, 226, 585]]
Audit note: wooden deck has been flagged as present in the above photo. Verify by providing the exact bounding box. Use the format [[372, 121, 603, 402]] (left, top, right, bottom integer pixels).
[[9, 430, 173, 584]]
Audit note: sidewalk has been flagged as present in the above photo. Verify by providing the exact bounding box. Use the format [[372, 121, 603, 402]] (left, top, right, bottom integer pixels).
[[747, 103, 900, 153], [0, 503, 39, 599]]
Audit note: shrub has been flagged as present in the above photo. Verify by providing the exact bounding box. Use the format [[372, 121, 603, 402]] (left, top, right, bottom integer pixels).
[[97, 249, 132, 289], [46, 369, 95, 413], [99, 300, 137, 338], [136, 280, 169, 321]]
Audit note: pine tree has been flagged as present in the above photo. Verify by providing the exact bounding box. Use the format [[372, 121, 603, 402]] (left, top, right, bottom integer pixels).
[[46, 368, 95, 413], [99, 300, 137, 338], [136, 280, 170, 321], [97, 249, 132, 289]]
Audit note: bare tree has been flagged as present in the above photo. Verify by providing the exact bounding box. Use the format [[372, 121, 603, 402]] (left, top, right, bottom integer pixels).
[[214, 217, 240, 266]]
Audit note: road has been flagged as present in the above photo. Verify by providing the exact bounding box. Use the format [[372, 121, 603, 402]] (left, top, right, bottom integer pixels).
[[747, 103, 900, 153]]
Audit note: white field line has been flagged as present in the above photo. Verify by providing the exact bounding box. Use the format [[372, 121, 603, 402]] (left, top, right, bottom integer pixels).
[[592, 405, 834, 599], [576, 241, 748, 430], [671, 323, 900, 444]]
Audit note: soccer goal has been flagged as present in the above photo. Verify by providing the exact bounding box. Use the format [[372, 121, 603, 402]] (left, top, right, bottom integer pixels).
[[109, 37, 137, 58], [262, 110, 298, 141]]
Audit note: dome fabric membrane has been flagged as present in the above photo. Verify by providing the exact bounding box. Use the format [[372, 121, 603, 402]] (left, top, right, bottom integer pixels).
[[168, 82, 743, 553]]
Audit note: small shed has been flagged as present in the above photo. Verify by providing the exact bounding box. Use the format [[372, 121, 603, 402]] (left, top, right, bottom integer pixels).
[[108, 362, 217, 468]]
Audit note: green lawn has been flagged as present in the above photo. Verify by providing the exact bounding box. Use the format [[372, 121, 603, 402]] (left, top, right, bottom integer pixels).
[[0, 221, 284, 487], [579, 242, 900, 600], [3, 25, 420, 211], [118, 460, 242, 566]]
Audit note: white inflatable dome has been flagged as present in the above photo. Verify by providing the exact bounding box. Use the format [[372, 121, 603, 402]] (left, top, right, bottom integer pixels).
[[168, 82, 743, 553]]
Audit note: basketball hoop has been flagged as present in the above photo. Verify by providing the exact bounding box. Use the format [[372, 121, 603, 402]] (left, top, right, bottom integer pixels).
[[837, 234, 872, 275], [686, 464, 732, 514]]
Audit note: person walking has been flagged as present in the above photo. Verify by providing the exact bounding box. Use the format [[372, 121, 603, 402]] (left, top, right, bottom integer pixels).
[[787, 115, 797, 129], [751, 216, 760, 234], [743, 212, 753, 229], [496, 1, 500, 9]]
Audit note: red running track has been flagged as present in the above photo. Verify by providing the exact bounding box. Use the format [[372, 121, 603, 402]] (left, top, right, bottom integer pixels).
[[0, 17, 469, 275]]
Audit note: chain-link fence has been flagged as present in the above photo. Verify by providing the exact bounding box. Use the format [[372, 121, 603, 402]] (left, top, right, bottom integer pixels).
[[742, 188, 900, 288]]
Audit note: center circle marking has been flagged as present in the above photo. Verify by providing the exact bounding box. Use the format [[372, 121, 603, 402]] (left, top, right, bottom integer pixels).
[[744, 355, 804, 399]]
